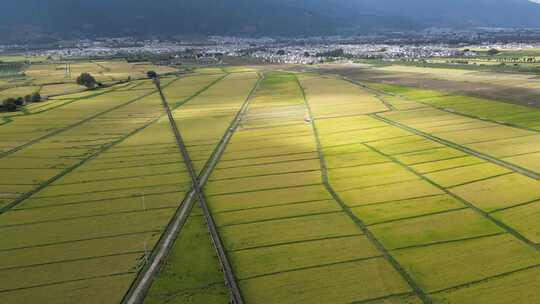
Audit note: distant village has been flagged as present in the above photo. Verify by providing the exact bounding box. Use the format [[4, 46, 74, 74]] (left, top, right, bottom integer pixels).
[[1, 27, 540, 65]]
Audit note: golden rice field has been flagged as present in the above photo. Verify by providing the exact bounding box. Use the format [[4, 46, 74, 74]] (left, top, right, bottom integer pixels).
[[0, 65, 539, 304]]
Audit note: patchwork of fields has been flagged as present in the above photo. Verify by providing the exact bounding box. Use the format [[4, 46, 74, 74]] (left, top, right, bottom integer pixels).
[[0, 59, 178, 114], [0, 66, 538, 304]]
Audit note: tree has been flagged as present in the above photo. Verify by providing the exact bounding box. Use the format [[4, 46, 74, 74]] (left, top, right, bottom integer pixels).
[[3, 98, 17, 112], [276, 50, 286, 56], [304, 52, 311, 57], [15, 97, 24, 106], [147, 71, 158, 79], [76, 73, 98, 89], [31, 92, 42, 102], [487, 48, 500, 56]]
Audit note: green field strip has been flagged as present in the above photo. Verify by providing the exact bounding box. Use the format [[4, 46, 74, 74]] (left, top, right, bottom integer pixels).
[[317, 124, 389, 136], [0, 229, 161, 253], [85, 149, 180, 160], [142, 213, 229, 304], [215, 155, 320, 170], [217, 210, 343, 228], [489, 198, 540, 213], [0, 230, 158, 271], [394, 149, 470, 166], [214, 199, 337, 226], [223, 137, 316, 153], [363, 142, 540, 251], [74, 160, 184, 172], [427, 122, 515, 136], [208, 168, 320, 182], [392, 232, 540, 293], [449, 132, 539, 146], [420, 99, 540, 133], [444, 172, 514, 189], [52, 170, 186, 186], [362, 82, 540, 132], [351, 292, 421, 304], [213, 198, 332, 213], [239, 257, 412, 304], [0, 271, 135, 294], [352, 194, 466, 227], [326, 159, 395, 171], [30, 181, 184, 200], [229, 129, 314, 142], [364, 207, 469, 227], [430, 266, 540, 304], [0, 250, 145, 272], [409, 157, 486, 173], [331, 132, 413, 145], [229, 234, 381, 278], [206, 181, 323, 197], [351, 192, 447, 209], [0, 206, 177, 229], [360, 82, 538, 131], [0, 207, 176, 251], [388, 231, 507, 252], [227, 234, 362, 254], [297, 75, 432, 304], [216, 150, 318, 163], [13, 190, 184, 213], [239, 255, 382, 281], [430, 263, 540, 295], [371, 114, 540, 180]]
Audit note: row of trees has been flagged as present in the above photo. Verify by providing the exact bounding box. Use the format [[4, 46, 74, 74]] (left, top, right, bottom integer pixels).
[[1, 71, 96, 113], [2, 92, 42, 112], [2, 71, 156, 113]]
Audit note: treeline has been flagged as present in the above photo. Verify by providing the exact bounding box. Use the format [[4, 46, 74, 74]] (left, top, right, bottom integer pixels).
[[1, 92, 42, 112]]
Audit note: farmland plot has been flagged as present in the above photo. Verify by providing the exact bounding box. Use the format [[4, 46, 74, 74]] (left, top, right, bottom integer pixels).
[[2, 65, 539, 304], [0, 74, 230, 303], [203, 72, 421, 303], [0, 76, 220, 210], [0, 117, 191, 303], [300, 74, 540, 303]]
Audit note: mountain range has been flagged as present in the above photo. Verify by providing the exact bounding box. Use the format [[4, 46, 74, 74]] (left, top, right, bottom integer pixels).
[[1, 0, 540, 41]]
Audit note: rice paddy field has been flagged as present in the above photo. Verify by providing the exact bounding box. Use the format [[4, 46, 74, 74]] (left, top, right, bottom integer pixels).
[[0, 63, 539, 304], [0, 59, 177, 104]]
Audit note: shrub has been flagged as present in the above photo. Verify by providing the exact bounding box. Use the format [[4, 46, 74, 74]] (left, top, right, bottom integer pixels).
[[31, 92, 42, 102], [147, 71, 158, 79], [76, 73, 98, 89], [3, 98, 17, 112]]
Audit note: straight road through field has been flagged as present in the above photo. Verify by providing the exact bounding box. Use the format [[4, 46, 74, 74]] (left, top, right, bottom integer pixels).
[[122, 75, 261, 304], [156, 79, 243, 303]]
